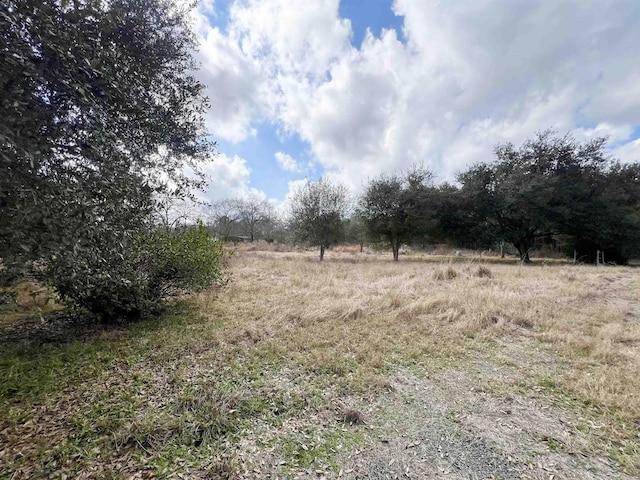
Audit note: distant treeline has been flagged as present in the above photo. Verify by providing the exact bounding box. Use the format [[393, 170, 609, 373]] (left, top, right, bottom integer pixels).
[[212, 131, 640, 264], [359, 131, 640, 264]]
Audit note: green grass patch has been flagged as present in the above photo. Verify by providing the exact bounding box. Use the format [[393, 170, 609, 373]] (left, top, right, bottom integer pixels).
[[0, 300, 374, 478], [278, 428, 362, 474]]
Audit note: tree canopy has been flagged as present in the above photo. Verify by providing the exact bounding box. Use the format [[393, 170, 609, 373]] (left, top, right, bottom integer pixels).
[[360, 166, 433, 261], [290, 177, 350, 260], [354, 133, 640, 264], [236, 195, 273, 242], [449, 131, 640, 262], [1, 0, 209, 257], [1, 0, 220, 319]]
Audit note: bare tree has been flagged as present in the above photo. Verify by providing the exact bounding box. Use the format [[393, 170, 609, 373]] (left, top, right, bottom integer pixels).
[[261, 210, 291, 243], [237, 194, 273, 242], [208, 199, 240, 241], [153, 191, 201, 232]]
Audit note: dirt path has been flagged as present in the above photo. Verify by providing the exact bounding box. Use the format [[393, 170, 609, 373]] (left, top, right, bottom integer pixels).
[[340, 342, 633, 480]]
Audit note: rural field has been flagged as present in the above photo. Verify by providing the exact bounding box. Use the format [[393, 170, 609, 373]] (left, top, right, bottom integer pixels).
[[1, 247, 640, 479]]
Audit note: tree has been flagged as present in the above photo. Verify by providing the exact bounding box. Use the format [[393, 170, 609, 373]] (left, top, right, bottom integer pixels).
[[153, 192, 203, 233], [360, 166, 433, 261], [207, 199, 241, 242], [260, 211, 290, 244], [564, 161, 640, 263], [344, 215, 368, 252], [456, 131, 640, 263], [456, 162, 548, 262], [1, 0, 216, 318], [237, 195, 273, 242], [290, 177, 350, 260], [428, 183, 500, 250]]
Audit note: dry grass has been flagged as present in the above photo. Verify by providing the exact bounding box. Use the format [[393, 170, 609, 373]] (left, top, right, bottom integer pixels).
[[234, 240, 301, 253], [205, 252, 640, 472], [476, 265, 493, 278], [433, 265, 458, 280], [214, 252, 640, 414], [1, 249, 639, 477], [2, 280, 59, 309], [0, 280, 62, 323]]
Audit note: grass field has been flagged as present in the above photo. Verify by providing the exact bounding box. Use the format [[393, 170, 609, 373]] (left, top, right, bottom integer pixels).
[[1, 248, 639, 479]]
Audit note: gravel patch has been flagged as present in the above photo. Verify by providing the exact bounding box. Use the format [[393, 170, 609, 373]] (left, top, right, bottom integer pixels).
[[338, 341, 634, 480]]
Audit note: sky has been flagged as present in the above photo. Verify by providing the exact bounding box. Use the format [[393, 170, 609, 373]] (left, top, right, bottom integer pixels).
[[190, 0, 640, 206]]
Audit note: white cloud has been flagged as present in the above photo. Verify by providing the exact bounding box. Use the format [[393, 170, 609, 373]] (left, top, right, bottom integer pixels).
[[199, 153, 266, 201], [274, 152, 300, 172], [229, 0, 351, 79], [194, 25, 264, 142], [612, 138, 640, 164], [193, 0, 640, 195], [573, 122, 634, 145]]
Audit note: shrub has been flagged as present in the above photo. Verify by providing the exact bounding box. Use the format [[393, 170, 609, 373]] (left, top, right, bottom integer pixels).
[[144, 222, 225, 300], [48, 222, 224, 322]]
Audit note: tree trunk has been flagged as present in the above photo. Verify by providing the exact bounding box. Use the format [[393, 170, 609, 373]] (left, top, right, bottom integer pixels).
[[500, 241, 505, 259], [320, 244, 325, 261], [360, 242, 363, 253], [392, 240, 399, 261], [515, 241, 531, 263]]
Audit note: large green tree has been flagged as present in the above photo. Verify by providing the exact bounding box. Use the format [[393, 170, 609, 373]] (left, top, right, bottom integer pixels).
[[565, 162, 640, 263], [360, 166, 433, 261], [1, 0, 217, 318], [454, 131, 640, 263], [428, 183, 499, 250]]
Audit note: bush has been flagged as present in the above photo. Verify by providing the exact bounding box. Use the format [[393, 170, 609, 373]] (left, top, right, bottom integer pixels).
[[144, 223, 225, 300], [48, 222, 224, 322]]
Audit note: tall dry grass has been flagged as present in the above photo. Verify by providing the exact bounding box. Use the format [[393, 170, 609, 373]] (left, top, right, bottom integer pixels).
[[200, 251, 640, 421]]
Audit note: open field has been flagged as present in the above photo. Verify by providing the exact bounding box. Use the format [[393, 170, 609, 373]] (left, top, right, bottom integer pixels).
[[1, 249, 639, 479]]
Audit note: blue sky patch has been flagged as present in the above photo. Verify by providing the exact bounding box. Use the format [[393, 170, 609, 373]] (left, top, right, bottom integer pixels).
[[339, 0, 405, 47]]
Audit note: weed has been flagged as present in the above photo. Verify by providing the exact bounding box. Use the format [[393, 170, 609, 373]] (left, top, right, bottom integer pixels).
[[433, 266, 458, 281], [208, 455, 240, 479], [542, 436, 565, 452], [476, 265, 493, 278]]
